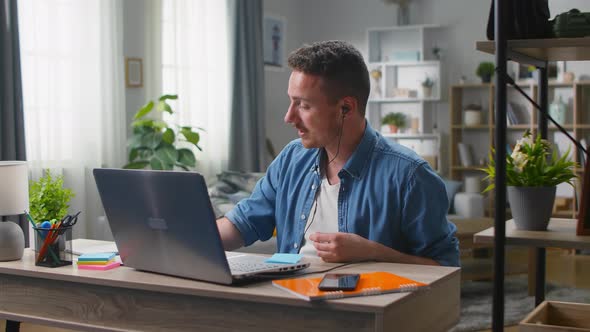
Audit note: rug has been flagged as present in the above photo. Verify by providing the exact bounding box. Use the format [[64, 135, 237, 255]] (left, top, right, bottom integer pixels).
[[451, 276, 590, 331]]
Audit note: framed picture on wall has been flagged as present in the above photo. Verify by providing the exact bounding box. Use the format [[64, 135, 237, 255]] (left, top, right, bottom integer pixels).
[[263, 14, 286, 70], [125, 57, 143, 88]]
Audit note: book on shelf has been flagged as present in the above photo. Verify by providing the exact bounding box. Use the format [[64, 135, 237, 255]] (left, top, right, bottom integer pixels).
[[457, 142, 475, 167], [272, 271, 427, 301]]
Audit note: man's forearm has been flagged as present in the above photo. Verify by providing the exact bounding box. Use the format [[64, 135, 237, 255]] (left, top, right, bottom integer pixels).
[[368, 240, 440, 266], [216, 217, 245, 251]]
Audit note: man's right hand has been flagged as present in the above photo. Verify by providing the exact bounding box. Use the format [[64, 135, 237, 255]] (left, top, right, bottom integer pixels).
[[216, 217, 245, 251]]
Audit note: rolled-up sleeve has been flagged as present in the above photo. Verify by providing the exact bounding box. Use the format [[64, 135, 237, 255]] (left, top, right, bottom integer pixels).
[[225, 144, 292, 246], [401, 164, 460, 267]]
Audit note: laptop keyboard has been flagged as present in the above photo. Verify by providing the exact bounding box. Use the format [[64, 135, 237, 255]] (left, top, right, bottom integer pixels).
[[229, 261, 284, 273]]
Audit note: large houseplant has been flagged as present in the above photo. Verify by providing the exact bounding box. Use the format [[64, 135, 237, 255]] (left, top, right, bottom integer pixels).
[[481, 130, 577, 230], [124, 94, 201, 170]]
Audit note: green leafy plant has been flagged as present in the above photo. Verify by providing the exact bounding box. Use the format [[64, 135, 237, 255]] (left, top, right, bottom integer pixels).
[[476, 62, 495, 81], [124, 94, 202, 170], [481, 130, 577, 192], [421, 76, 435, 87], [29, 170, 75, 222], [381, 112, 407, 128]]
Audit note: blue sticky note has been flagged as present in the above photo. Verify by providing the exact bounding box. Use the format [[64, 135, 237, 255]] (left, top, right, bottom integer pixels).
[[78, 252, 116, 262], [265, 253, 302, 264]]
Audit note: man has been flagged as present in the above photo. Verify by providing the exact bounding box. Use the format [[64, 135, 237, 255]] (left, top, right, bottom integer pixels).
[[217, 40, 459, 266]]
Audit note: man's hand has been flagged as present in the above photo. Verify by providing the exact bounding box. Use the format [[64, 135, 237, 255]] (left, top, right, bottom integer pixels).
[[309, 232, 374, 262], [309, 232, 440, 265]]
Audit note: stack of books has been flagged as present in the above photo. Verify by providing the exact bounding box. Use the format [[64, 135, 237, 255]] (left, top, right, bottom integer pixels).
[[76, 252, 120, 271]]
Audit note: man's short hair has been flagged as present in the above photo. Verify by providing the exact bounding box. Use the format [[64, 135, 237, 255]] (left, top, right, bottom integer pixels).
[[287, 40, 370, 116]]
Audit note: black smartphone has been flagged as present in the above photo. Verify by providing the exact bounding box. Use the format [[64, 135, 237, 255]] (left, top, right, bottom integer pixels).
[[318, 273, 360, 291]]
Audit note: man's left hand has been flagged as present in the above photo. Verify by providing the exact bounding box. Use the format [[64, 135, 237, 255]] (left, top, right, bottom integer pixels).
[[309, 232, 374, 262]]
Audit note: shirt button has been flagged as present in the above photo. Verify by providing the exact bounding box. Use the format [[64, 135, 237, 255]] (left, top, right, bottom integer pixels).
[[311, 184, 316, 190], [294, 243, 298, 249], [300, 214, 306, 220]]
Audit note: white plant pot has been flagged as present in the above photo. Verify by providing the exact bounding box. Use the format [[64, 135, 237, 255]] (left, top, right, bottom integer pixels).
[[464, 110, 482, 126]]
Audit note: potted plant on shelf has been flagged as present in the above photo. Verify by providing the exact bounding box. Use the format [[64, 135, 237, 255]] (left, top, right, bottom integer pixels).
[[421, 77, 435, 98], [381, 112, 406, 134], [124, 94, 202, 170], [481, 130, 577, 231], [476, 62, 495, 83]]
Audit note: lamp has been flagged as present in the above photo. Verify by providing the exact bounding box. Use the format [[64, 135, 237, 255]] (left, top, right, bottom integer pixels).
[[0, 161, 28, 261]]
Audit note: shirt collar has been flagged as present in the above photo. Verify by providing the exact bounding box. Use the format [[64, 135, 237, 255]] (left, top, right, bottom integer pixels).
[[311, 121, 378, 180], [341, 121, 377, 179]]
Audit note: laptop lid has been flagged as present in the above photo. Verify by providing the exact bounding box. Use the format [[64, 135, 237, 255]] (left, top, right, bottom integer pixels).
[[93, 168, 235, 284]]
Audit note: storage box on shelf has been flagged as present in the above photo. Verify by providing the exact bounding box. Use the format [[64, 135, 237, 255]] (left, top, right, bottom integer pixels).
[[366, 24, 446, 172], [520, 301, 590, 332], [450, 81, 589, 218]]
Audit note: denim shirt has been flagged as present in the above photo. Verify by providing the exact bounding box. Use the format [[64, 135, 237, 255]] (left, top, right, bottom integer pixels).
[[226, 123, 459, 267]]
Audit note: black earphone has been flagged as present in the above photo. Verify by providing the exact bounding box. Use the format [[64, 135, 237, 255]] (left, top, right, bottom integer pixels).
[[341, 105, 350, 116]]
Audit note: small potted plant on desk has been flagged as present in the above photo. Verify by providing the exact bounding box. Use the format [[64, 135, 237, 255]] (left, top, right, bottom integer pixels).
[[29, 170, 75, 266], [481, 130, 577, 231], [476, 62, 495, 83], [381, 112, 406, 134], [421, 77, 435, 98]]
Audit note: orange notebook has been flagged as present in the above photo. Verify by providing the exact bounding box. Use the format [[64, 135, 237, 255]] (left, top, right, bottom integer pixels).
[[272, 271, 428, 301]]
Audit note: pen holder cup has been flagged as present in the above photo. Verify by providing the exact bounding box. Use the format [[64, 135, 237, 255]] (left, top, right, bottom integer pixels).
[[33, 226, 73, 267]]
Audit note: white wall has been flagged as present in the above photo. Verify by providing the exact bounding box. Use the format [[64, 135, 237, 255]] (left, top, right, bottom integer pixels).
[[263, 0, 590, 172], [262, 0, 305, 156], [123, 0, 149, 139]]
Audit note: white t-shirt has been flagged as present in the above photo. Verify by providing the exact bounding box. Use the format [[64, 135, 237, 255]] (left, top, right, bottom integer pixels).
[[299, 177, 340, 256]]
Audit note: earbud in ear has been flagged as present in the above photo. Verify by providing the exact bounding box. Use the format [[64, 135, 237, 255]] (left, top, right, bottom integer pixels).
[[341, 106, 350, 116]]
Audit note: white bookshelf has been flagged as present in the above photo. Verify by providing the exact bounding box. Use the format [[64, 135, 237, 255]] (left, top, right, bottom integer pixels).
[[366, 24, 446, 172]]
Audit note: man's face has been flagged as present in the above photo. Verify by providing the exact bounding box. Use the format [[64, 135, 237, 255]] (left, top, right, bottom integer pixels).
[[285, 71, 341, 148]]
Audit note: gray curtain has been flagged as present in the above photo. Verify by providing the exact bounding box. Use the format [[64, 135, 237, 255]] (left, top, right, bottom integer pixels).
[[1, 0, 28, 245], [228, 0, 266, 172]]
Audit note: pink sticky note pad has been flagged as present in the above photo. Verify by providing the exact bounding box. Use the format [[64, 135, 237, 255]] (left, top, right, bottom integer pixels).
[[77, 261, 121, 271]]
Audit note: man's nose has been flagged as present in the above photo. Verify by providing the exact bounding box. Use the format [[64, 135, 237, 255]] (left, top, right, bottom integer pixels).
[[284, 104, 297, 124]]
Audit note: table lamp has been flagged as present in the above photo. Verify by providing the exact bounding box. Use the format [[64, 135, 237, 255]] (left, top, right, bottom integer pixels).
[[0, 161, 28, 261]]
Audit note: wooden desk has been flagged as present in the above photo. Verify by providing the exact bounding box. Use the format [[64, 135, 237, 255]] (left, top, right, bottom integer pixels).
[[0, 250, 460, 332], [474, 218, 590, 304]]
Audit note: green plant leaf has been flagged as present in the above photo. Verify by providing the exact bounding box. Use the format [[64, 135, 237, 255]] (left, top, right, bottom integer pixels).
[[155, 144, 178, 165], [123, 161, 149, 169], [150, 157, 164, 170], [133, 125, 155, 135], [142, 132, 163, 149], [134, 101, 154, 120], [129, 148, 139, 162], [177, 148, 196, 167], [159, 94, 178, 101], [157, 100, 173, 114], [162, 128, 175, 144], [181, 129, 200, 145], [132, 119, 154, 128], [128, 135, 143, 149]]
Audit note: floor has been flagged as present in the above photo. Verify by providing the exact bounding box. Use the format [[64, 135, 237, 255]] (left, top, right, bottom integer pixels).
[[2, 249, 589, 332]]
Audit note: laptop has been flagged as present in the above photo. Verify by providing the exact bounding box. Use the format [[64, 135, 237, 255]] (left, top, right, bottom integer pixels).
[[93, 168, 309, 285]]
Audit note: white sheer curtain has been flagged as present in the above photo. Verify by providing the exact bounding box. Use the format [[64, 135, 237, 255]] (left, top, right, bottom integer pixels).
[[18, 0, 126, 239], [160, 0, 231, 180]]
